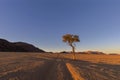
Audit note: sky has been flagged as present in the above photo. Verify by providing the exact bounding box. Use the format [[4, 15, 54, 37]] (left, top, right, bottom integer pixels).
[[0, 0, 120, 53]]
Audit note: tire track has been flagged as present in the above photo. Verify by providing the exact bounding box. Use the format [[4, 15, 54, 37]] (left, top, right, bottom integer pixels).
[[66, 63, 85, 80], [0, 59, 74, 80], [45, 59, 73, 80]]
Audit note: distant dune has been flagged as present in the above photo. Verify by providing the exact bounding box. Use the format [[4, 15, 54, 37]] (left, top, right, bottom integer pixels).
[[0, 38, 45, 52]]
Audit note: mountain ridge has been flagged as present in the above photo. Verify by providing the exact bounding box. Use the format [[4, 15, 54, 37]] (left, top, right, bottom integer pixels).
[[0, 38, 45, 52]]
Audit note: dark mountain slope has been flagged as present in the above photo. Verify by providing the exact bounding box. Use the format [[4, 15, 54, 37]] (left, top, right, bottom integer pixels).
[[0, 39, 45, 52]]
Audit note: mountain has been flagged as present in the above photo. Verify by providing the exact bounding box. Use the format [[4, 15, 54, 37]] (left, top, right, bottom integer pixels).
[[85, 51, 105, 54], [0, 38, 45, 52], [78, 51, 105, 54]]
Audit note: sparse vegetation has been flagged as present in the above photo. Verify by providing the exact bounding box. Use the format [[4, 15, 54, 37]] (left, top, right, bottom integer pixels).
[[62, 34, 80, 60]]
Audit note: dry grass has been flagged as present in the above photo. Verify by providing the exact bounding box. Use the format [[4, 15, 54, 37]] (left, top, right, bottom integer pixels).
[[59, 53, 120, 65]]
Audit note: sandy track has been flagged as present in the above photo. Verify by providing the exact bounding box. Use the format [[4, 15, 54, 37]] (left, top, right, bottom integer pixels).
[[44, 59, 73, 80], [0, 60, 54, 80], [66, 60, 120, 80], [66, 63, 85, 80], [0, 53, 120, 80], [0, 58, 73, 80]]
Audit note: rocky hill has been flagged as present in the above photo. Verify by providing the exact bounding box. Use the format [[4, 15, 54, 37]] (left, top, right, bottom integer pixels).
[[0, 38, 45, 52], [79, 51, 105, 54]]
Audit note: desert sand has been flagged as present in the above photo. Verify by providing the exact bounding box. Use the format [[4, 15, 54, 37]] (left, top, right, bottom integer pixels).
[[0, 52, 120, 80]]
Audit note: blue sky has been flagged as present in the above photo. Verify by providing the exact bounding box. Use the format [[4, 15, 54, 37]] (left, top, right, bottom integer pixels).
[[0, 0, 120, 53]]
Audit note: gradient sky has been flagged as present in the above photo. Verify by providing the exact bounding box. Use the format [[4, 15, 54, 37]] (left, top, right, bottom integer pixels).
[[0, 0, 120, 53]]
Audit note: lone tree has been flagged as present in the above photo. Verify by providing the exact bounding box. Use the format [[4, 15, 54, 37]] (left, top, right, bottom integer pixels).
[[62, 34, 80, 60]]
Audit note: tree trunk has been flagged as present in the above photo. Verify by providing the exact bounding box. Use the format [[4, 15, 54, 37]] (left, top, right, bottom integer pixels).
[[71, 45, 76, 60]]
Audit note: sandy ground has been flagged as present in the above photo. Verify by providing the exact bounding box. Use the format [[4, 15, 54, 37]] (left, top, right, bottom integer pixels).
[[0, 52, 120, 80]]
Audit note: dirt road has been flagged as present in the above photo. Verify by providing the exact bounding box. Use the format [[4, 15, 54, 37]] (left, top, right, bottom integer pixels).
[[0, 59, 73, 80], [0, 53, 120, 80]]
